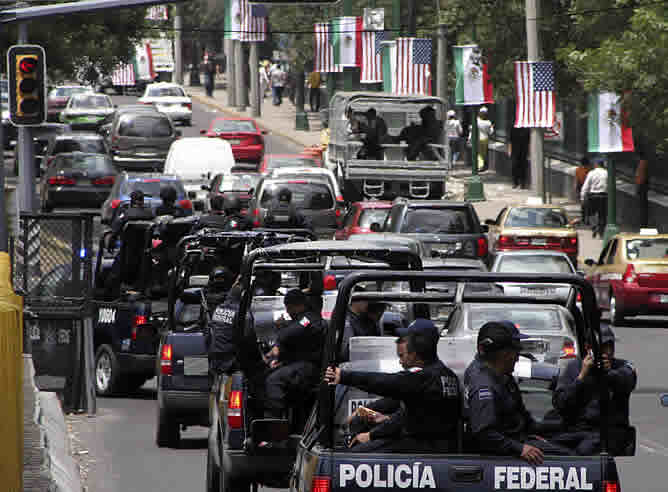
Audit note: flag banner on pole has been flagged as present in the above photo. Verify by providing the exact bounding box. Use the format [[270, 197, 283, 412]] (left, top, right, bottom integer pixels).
[[360, 30, 385, 83], [314, 23, 342, 73], [224, 0, 241, 40], [588, 92, 634, 153], [145, 6, 168, 21], [453, 45, 493, 105], [396, 37, 431, 95], [240, 0, 267, 42], [331, 16, 362, 67], [514, 61, 556, 128], [381, 40, 396, 92], [111, 64, 135, 87]]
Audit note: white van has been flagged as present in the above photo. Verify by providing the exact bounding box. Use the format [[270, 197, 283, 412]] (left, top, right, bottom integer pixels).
[[164, 137, 235, 210]]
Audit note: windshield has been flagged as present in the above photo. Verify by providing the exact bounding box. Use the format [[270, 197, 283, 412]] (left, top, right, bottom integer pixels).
[[218, 174, 258, 192], [175, 301, 201, 330], [266, 157, 317, 170], [359, 209, 390, 229], [468, 307, 563, 332], [54, 139, 106, 154], [54, 87, 90, 97], [148, 86, 185, 97], [626, 238, 668, 260], [54, 154, 113, 172], [496, 255, 574, 273], [211, 119, 256, 133], [505, 208, 568, 228], [117, 115, 173, 137], [260, 182, 333, 210], [122, 179, 185, 197], [70, 95, 111, 109], [401, 209, 474, 234]]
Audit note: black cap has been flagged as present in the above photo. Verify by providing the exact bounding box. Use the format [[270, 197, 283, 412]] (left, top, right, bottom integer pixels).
[[397, 318, 439, 342], [600, 322, 615, 347], [284, 288, 308, 306], [130, 190, 144, 203], [478, 320, 530, 352]]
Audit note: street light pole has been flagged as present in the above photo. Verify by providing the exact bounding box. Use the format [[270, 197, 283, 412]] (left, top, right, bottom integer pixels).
[[602, 158, 619, 245], [526, 0, 545, 202]]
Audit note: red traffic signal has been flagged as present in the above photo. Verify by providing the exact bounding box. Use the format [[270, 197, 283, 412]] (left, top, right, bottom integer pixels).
[[19, 57, 37, 74], [7, 45, 47, 126]]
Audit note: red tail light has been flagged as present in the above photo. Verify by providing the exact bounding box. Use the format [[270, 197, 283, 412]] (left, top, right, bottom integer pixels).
[[48, 176, 75, 185], [228, 390, 243, 429], [577, 292, 582, 302], [623, 263, 637, 284], [178, 199, 193, 210], [336, 195, 344, 201], [335, 208, 343, 218], [93, 176, 115, 186], [497, 235, 514, 248], [253, 208, 259, 216], [111, 199, 121, 209], [312, 477, 331, 492], [131, 314, 148, 341], [183, 103, 192, 110], [323, 274, 337, 291], [477, 237, 488, 257], [561, 236, 578, 252], [602, 481, 620, 492], [560, 339, 576, 359], [253, 220, 260, 227], [160, 344, 173, 375]]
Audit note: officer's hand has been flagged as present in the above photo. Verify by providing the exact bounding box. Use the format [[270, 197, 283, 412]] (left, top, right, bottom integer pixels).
[[269, 360, 282, 369], [520, 444, 544, 465], [350, 432, 370, 447], [601, 353, 612, 371], [578, 353, 595, 380], [324, 366, 341, 385], [367, 412, 388, 425]]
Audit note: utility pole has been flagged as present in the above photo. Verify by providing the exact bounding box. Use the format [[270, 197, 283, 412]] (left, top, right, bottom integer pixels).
[[249, 42, 260, 117], [342, 0, 354, 91], [602, 158, 619, 245], [436, 22, 447, 102], [173, 4, 183, 85], [526, 0, 545, 202], [17, 22, 36, 213], [225, 38, 236, 107], [235, 40, 246, 111], [464, 24, 485, 202]]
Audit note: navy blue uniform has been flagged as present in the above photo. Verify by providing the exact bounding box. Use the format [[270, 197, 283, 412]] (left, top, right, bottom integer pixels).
[[196, 213, 229, 230], [208, 288, 242, 375]]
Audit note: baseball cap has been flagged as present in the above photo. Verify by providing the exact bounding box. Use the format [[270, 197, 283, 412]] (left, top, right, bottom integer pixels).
[[130, 190, 145, 202], [477, 320, 529, 352], [397, 318, 439, 342], [599, 322, 615, 346], [284, 288, 308, 306]]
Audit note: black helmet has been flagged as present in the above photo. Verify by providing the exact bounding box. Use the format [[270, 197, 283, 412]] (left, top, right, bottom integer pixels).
[[130, 189, 144, 206], [224, 195, 242, 213], [277, 187, 292, 203], [160, 185, 178, 204], [209, 266, 234, 290]]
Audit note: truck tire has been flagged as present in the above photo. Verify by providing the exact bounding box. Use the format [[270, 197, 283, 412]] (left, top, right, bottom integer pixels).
[[95, 344, 121, 396], [156, 401, 180, 448], [610, 291, 625, 326]]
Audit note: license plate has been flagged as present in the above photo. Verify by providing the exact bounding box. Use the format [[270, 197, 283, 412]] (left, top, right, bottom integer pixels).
[[226, 139, 241, 145], [531, 238, 547, 246], [348, 398, 380, 416], [660, 295, 668, 303], [520, 286, 556, 296], [184, 356, 208, 376]]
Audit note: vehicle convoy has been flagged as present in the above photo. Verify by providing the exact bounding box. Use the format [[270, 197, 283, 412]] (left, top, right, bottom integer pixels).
[[290, 271, 632, 492], [327, 92, 449, 201], [206, 241, 424, 492]]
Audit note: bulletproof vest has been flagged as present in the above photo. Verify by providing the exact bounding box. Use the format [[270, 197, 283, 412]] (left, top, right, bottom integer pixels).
[[209, 296, 241, 373]]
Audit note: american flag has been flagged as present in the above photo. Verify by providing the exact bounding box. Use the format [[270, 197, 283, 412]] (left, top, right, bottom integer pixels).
[[240, 1, 267, 42], [111, 64, 135, 87], [514, 61, 556, 128], [396, 38, 431, 95], [360, 30, 385, 83], [314, 23, 342, 73]]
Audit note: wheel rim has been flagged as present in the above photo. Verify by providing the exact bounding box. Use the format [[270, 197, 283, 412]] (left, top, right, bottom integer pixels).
[[610, 294, 617, 322], [96, 352, 112, 391]]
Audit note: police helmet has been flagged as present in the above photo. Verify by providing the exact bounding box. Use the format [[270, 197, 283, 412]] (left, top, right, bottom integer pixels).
[[277, 187, 292, 203], [224, 195, 242, 213], [209, 265, 235, 290], [130, 190, 145, 206], [160, 185, 178, 204]]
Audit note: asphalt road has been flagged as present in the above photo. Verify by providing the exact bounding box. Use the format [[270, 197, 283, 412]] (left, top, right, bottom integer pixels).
[[62, 97, 668, 491]]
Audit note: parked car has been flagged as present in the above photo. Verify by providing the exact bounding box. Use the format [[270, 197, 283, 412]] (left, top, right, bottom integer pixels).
[[382, 198, 490, 263], [585, 229, 668, 324], [42, 132, 109, 172], [335, 200, 391, 240], [259, 153, 322, 175], [100, 172, 192, 224], [138, 82, 192, 126], [47, 85, 93, 122], [59, 93, 115, 130], [486, 204, 578, 266], [40, 152, 116, 211], [104, 109, 180, 171], [201, 117, 266, 163], [164, 137, 235, 211], [204, 171, 260, 214]]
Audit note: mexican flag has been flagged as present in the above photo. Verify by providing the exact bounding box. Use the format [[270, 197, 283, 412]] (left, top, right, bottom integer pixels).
[[381, 40, 396, 93], [331, 17, 362, 67], [587, 92, 634, 153], [453, 45, 494, 105], [224, 0, 241, 40]]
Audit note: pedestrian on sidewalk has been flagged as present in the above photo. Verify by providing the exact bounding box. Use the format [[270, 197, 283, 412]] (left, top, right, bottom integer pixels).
[[471, 106, 494, 172], [580, 157, 608, 237], [204, 56, 215, 98], [509, 126, 530, 189], [270, 64, 286, 106], [634, 136, 653, 228], [446, 110, 463, 167], [308, 70, 322, 113], [259, 61, 271, 100], [574, 157, 592, 224]]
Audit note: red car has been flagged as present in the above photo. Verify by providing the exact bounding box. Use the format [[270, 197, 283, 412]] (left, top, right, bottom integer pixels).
[[335, 201, 392, 240], [259, 154, 322, 175], [201, 117, 266, 163]]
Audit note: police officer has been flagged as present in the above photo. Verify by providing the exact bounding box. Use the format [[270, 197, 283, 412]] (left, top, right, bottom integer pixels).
[[265, 188, 312, 231], [339, 287, 380, 361], [252, 270, 282, 297], [221, 195, 252, 231], [197, 195, 228, 230], [552, 323, 637, 455], [108, 190, 154, 246], [326, 319, 462, 453], [156, 185, 184, 217], [208, 282, 243, 376], [264, 289, 326, 418], [206, 266, 236, 316], [464, 321, 574, 465]]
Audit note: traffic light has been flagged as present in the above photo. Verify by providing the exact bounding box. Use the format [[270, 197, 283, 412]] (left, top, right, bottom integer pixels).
[[7, 45, 46, 126]]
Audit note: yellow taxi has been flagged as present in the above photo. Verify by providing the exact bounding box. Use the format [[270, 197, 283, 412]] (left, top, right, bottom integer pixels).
[[485, 203, 578, 266], [585, 229, 668, 325]]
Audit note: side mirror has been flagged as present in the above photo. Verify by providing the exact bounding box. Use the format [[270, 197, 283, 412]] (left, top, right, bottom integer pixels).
[[201, 184, 210, 191], [484, 219, 496, 226], [200, 129, 207, 135], [661, 394, 668, 407], [584, 259, 595, 267], [369, 223, 381, 233], [480, 224, 489, 233]]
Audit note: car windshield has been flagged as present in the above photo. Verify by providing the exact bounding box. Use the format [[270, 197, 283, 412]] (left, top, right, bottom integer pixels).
[[505, 208, 568, 228], [211, 120, 256, 132], [117, 115, 173, 137], [266, 157, 316, 170], [626, 238, 668, 260], [401, 208, 474, 234], [54, 87, 90, 97], [359, 209, 390, 229], [218, 174, 258, 192], [147, 86, 185, 97], [122, 179, 185, 197], [496, 255, 573, 273], [54, 154, 113, 172], [468, 307, 562, 332], [260, 182, 333, 210], [70, 95, 110, 109], [54, 139, 105, 154]]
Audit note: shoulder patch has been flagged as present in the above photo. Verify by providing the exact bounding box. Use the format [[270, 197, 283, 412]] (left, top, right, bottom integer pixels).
[[478, 387, 493, 400], [299, 316, 311, 327], [213, 307, 234, 324]]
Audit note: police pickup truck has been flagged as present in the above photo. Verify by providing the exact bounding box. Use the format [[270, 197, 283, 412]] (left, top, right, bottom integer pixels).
[[290, 271, 631, 492]]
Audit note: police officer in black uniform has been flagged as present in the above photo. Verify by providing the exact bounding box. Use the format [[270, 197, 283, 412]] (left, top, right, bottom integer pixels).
[[464, 321, 574, 465], [197, 195, 228, 230], [206, 266, 236, 316], [339, 287, 380, 361], [265, 188, 312, 231], [552, 323, 637, 455], [264, 289, 326, 418], [208, 283, 243, 376], [155, 185, 185, 217], [108, 190, 154, 246], [221, 195, 252, 231], [326, 319, 462, 453]]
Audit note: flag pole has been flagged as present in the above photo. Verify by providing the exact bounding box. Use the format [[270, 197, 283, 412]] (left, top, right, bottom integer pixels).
[[526, 0, 545, 203], [602, 155, 619, 245], [464, 23, 486, 202], [343, 0, 355, 91]]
